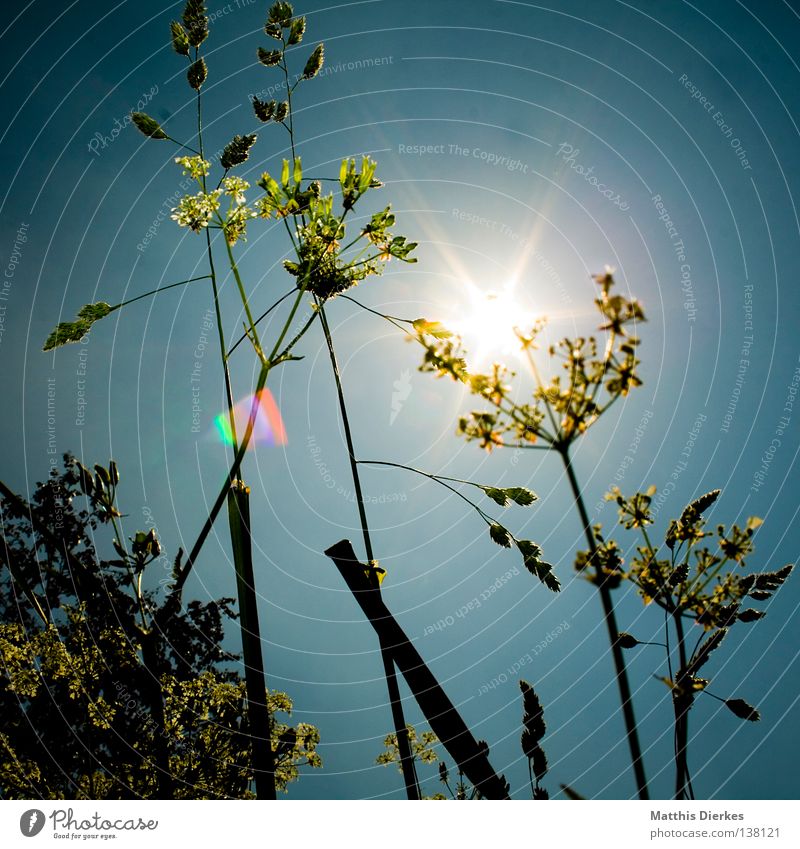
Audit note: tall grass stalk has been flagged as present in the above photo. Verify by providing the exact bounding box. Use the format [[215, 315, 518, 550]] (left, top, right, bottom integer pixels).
[[317, 305, 420, 800]]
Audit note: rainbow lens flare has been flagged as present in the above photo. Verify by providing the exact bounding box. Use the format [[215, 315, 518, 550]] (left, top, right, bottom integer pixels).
[[214, 389, 287, 447]]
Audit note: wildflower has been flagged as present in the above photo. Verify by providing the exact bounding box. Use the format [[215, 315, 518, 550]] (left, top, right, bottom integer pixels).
[[222, 176, 250, 205], [223, 203, 257, 245], [175, 156, 211, 180], [171, 189, 222, 232]]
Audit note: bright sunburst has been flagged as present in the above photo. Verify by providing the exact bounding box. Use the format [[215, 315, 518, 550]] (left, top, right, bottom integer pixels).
[[447, 280, 535, 368]]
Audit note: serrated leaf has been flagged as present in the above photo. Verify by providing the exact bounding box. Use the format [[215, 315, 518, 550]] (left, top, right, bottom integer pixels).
[[489, 523, 512, 548]]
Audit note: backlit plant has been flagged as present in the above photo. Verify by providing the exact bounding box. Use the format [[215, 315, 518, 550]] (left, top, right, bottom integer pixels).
[[601, 486, 792, 799], [395, 267, 651, 797]]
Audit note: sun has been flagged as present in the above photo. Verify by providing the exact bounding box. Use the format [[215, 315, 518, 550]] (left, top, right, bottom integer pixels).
[[448, 281, 535, 367]]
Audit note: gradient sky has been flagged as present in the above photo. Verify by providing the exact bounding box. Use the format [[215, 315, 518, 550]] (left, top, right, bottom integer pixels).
[[2, 0, 800, 800]]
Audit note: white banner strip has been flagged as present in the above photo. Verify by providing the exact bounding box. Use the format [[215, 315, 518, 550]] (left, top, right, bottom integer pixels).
[[1, 800, 795, 848]]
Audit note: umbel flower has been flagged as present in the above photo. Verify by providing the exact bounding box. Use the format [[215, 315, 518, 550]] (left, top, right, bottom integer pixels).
[[171, 189, 222, 232], [175, 155, 211, 180]]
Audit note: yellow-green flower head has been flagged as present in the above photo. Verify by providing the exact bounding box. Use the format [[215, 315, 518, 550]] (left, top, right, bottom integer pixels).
[[175, 155, 211, 180], [171, 189, 222, 232], [222, 176, 250, 205], [224, 203, 257, 245]]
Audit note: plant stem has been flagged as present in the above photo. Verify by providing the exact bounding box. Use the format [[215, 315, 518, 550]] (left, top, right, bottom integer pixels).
[[317, 304, 420, 800], [228, 482, 277, 799], [222, 230, 265, 362], [114, 275, 211, 310], [672, 608, 694, 800], [196, 62, 276, 799], [558, 444, 650, 800]]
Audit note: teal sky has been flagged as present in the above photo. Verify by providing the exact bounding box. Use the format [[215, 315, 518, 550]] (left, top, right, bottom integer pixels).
[[2, 0, 800, 799]]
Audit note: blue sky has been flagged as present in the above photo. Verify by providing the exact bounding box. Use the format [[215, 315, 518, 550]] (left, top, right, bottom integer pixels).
[[2, 0, 800, 799]]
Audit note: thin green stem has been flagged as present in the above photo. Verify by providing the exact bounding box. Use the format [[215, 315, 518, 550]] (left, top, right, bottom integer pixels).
[[672, 609, 694, 800], [317, 305, 420, 800], [222, 229, 265, 362], [165, 135, 201, 155], [196, 81, 239, 457], [114, 275, 211, 310], [357, 460, 493, 525], [559, 445, 650, 800], [227, 290, 294, 356]]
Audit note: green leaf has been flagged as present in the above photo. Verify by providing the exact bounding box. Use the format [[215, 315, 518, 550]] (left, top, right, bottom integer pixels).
[[281, 158, 290, 186], [489, 523, 512, 548], [43, 302, 113, 351], [293, 156, 302, 185]]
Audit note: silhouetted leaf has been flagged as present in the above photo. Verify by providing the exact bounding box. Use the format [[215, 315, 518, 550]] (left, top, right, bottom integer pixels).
[[531, 745, 548, 782], [686, 628, 727, 676], [616, 632, 639, 649], [725, 698, 760, 722]]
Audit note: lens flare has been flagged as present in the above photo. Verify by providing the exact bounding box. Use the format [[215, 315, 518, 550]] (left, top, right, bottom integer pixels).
[[214, 388, 287, 447]]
